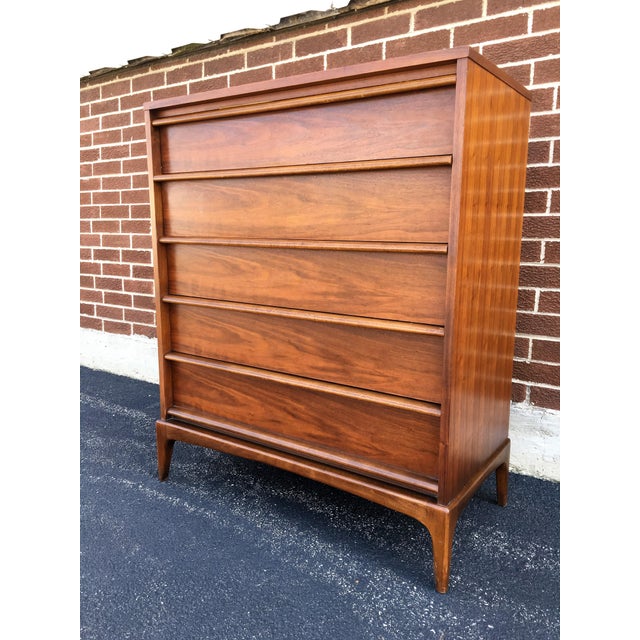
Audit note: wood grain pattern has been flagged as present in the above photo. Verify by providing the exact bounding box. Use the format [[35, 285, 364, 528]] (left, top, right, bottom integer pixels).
[[168, 298, 444, 402], [166, 244, 447, 324], [161, 166, 452, 242], [160, 88, 455, 173], [438, 58, 531, 504], [168, 358, 441, 485]]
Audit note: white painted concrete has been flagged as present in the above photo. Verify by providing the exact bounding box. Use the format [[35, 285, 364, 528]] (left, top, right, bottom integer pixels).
[[80, 327, 560, 482]]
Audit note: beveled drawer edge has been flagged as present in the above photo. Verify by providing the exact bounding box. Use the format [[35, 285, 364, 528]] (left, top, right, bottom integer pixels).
[[165, 351, 442, 417]]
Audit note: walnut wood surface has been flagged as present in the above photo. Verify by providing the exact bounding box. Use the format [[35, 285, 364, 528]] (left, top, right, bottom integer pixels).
[[145, 47, 531, 592], [161, 166, 451, 243]]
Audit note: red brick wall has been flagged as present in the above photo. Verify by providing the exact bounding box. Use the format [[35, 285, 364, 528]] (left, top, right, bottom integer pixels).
[[79, 0, 560, 410]]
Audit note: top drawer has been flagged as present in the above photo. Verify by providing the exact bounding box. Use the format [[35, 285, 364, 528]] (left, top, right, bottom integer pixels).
[[159, 87, 455, 174]]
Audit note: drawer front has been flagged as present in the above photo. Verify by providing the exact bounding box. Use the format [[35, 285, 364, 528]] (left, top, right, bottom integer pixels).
[[166, 244, 447, 325], [169, 358, 440, 485], [169, 302, 444, 403], [159, 87, 455, 173], [162, 166, 451, 243]]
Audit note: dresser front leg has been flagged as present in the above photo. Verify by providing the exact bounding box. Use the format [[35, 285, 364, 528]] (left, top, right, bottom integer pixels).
[[156, 420, 175, 481], [495, 461, 509, 507], [421, 507, 459, 594]]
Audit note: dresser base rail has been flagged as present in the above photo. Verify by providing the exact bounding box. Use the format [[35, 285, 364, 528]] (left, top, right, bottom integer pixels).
[[156, 418, 509, 593]]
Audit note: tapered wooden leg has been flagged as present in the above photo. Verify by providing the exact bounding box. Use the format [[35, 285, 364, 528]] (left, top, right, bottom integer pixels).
[[156, 420, 175, 481], [496, 461, 509, 507], [421, 508, 459, 594]]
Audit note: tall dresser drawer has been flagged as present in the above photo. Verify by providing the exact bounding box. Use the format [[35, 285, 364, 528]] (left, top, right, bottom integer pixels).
[[166, 244, 447, 325], [167, 300, 444, 403]]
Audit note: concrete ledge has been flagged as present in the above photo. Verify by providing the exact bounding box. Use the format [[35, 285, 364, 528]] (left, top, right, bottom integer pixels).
[[80, 328, 560, 481]]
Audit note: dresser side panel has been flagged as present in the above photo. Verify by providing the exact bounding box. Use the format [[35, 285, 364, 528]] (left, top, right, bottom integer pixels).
[[439, 59, 531, 504]]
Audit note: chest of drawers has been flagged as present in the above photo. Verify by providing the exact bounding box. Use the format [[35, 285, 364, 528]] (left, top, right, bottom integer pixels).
[[144, 46, 531, 592]]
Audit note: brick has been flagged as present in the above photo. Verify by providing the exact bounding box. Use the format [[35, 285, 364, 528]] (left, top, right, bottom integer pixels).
[[80, 287, 101, 302], [453, 15, 529, 47], [166, 62, 203, 85], [296, 29, 348, 57], [518, 265, 559, 289], [415, 0, 483, 29], [122, 249, 152, 264], [204, 53, 245, 76], [247, 42, 293, 67], [121, 189, 149, 204], [92, 220, 120, 233], [93, 129, 122, 145], [190, 76, 228, 93], [386, 30, 451, 59], [500, 62, 531, 88], [130, 204, 151, 219], [123, 158, 148, 173], [102, 79, 131, 98], [529, 113, 560, 138], [516, 311, 560, 337], [532, 338, 559, 364], [80, 231, 99, 247], [230, 66, 272, 87], [527, 140, 550, 165], [101, 144, 130, 160], [81, 177, 100, 192], [552, 139, 560, 163], [327, 43, 383, 69], [93, 191, 120, 205], [526, 165, 560, 190], [102, 112, 131, 129], [95, 276, 124, 291], [133, 323, 157, 339], [93, 249, 121, 262], [534, 57, 560, 85], [514, 336, 530, 359], [104, 291, 133, 307], [121, 91, 151, 111], [122, 124, 145, 142], [134, 294, 156, 310], [484, 32, 560, 65], [80, 104, 90, 119], [80, 117, 101, 134], [81, 205, 100, 220], [532, 5, 560, 32], [543, 241, 559, 265], [152, 85, 188, 101], [550, 190, 559, 213], [275, 56, 324, 79], [124, 278, 154, 294], [102, 263, 130, 277], [487, 0, 544, 14], [524, 191, 548, 215], [81, 316, 102, 331], [91, 98, 119, 116], [531, 87, 555, 113], [132, 71, 165, 92], [80, 86, 100, 103], [122, 219, 150, 234], [103, 320, 131, 335], [517, 288, 536, 311], [93, 160, 121, 176], [538, 290, 559, 314], [351, 14, 411, 45], [130, 141, 147, 158], [520, 240, 542, 263], [102, 234, 131, 248], [132, 174, 149, 189], [511, 382, 527, 403], [126, 308, 156, 325], [99, 205, 129, 219], [132, 265, 154, 279], [81, 148, 100, 163], [80, 133, 92, 148], [512, 360, 559, 387], [529, 385, 559, 410], [102, 176, 131, 190]]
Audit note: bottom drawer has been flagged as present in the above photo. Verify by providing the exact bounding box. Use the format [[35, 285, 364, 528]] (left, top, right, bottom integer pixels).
[[167, 356, 440, 492]]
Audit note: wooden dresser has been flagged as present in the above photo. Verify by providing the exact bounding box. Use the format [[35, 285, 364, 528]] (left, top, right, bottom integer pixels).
[[144, 46, 531, 593]]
